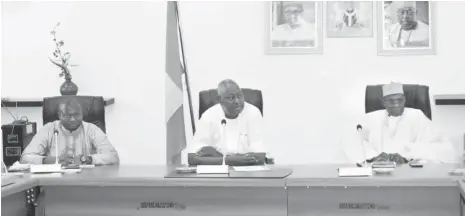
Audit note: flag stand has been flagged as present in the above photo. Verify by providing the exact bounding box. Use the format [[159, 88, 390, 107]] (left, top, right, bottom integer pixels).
[[174, 1, 196, 134]]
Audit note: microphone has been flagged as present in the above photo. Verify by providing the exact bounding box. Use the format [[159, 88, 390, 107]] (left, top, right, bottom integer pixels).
[[356, 124, 368, 168], [54, 129, 59, 164], [221, 119, 227, 165]]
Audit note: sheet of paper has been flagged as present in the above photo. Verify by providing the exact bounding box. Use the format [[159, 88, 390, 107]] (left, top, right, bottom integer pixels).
[[63, 169, 82, 173], [26, 124, 33, 134], [79, 165, 95, 169], [233, 166, 270, 172], [8, 162, 30, 172]]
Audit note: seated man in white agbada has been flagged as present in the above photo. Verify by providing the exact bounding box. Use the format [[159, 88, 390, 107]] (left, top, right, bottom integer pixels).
[[343, 82, 459, 165], [186, 79, 267, 166]]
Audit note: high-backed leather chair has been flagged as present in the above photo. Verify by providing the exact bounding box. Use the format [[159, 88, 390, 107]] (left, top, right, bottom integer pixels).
[[43, 96, 106, 132], [198, 88, 263, 119], [365, 84, 432, 120]]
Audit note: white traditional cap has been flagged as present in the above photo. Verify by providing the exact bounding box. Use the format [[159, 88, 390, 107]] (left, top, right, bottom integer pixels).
[[382, 82, 404, 97]]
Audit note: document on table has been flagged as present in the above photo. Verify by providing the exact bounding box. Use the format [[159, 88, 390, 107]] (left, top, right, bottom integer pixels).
[[79, 165, 95, 169], [8, 162, 30, 172], [233, 166, 270, 172]]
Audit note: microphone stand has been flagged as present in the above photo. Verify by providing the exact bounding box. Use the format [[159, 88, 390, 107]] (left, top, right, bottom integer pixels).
[[221, 119, 226, 165], [54, 130, 59, 165], [337, 124, 373, 177]]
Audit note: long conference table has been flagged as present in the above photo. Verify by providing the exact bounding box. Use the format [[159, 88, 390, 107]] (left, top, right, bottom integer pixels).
[[3, 164, 465, 216]]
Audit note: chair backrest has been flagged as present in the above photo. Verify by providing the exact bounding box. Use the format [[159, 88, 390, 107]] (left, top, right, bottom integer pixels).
[[43, 96, 106, 132], [365, 84, 432, 120], [198, 88, 263, 119]]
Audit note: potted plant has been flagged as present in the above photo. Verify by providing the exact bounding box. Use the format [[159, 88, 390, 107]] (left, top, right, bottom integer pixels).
[[49, 22, 79, 95]]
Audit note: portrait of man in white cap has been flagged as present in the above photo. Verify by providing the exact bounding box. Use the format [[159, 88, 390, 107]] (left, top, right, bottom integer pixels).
[[342, 82, 459, 165], [384, 1, 431, 49], [271, 1, 316, 47]]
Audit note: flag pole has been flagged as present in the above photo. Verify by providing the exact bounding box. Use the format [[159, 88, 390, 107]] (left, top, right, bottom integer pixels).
[[174, 1, 196, 134]]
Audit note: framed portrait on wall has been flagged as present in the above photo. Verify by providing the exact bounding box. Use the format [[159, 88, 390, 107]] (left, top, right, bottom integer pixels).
[[326, 1, 373, 38], [265, 1, 323, 54], [378, 1, 436, 55]]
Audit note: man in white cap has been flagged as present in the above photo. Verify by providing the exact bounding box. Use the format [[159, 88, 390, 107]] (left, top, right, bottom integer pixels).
[[386, 1, 430, 48], [343, 82, 459, 165], [185, 79, 268, 166], [271, 1, 316, 47]]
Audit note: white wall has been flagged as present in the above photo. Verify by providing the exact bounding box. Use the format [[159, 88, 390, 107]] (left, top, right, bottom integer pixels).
[[1, 1, 167, 165], [2, 1, 465, 165], [178, 1, 465, 164]]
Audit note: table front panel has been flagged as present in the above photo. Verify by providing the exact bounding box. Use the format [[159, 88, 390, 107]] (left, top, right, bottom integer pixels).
[[44, 185, 287, 216], [288, 185, 460, 216]]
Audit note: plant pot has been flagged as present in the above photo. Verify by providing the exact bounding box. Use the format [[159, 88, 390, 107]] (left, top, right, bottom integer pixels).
[[60, 79, 78, 95]]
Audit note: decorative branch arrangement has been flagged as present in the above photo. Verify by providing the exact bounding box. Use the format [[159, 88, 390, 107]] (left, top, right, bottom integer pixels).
[[49, 22, 78, 80]]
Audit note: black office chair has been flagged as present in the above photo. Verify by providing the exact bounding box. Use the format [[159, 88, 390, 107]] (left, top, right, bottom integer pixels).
[[365, 84, 432, 120], [198, 88, 263, 119], [43, 96, 107, 132]]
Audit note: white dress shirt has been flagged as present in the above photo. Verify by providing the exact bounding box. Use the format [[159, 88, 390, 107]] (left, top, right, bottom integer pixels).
[[186, 102, 267, 159]]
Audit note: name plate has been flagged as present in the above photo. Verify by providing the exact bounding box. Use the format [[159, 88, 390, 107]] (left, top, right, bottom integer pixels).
[[30, 164, 62, 173], [196, 165, 229, 174], [338, 167, 372, 177], [233, 166, 270, 172]]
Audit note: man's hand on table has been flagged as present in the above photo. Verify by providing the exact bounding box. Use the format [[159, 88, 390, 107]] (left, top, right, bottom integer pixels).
[[370, 152, 409, 164], [196, 146, 223, 157], [42, 155, 71, 165], [226, 154, 258, 166], [73, 154, 83, 165], [372, 152, 390, 162], [42, 155, 84, 166], [42, 156, 57, 164], [389, 153, 409, 164]]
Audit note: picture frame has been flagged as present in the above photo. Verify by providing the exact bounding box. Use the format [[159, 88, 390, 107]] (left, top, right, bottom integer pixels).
[[326, 1, 373, 38], [377, 1, 436, 56], [265, 1, 323, 54]]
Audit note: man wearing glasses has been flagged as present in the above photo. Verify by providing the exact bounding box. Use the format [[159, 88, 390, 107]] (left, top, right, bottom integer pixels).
[[386, 1, 430, 48], [343, 82, 459, 165], [271, 2, 316, 47], [186, 79, 267, 166], [20, 98, 119, 165]]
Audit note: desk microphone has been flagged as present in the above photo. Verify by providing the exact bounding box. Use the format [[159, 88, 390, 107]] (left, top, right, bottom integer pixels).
[[221, 119, 227, 165], [356, 124, 368, 168], [54, 129, 59, 164]]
